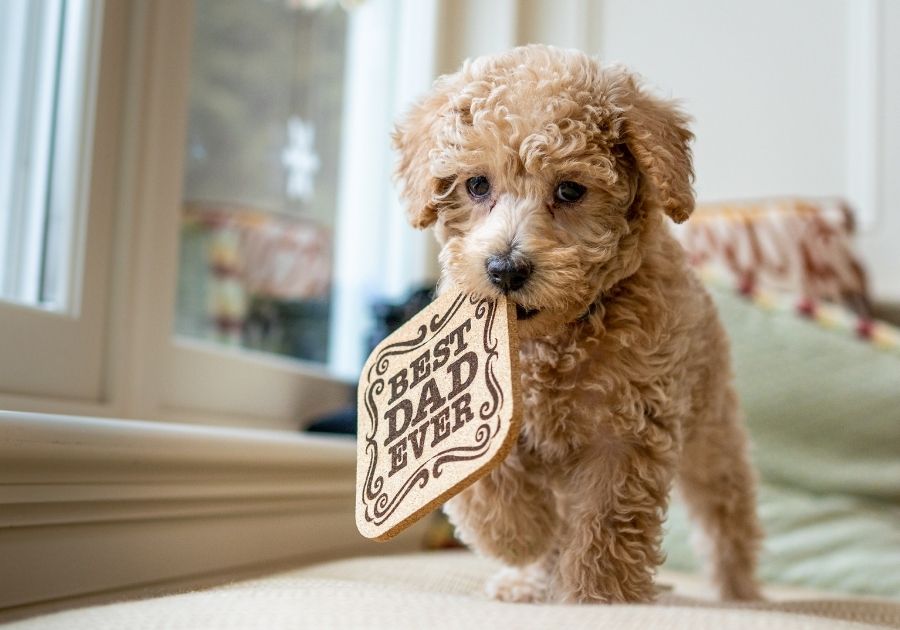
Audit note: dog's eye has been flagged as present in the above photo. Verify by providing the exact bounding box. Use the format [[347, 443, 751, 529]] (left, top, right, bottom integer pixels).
[[465, 176, 491, 199], [555, 181, 587, 203]]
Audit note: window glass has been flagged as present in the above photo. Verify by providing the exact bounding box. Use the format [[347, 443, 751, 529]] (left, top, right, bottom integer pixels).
[[175, 0, 348, 364]]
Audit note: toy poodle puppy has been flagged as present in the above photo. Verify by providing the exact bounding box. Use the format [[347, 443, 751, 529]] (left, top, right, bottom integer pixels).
[[392, 45, 763, 604]]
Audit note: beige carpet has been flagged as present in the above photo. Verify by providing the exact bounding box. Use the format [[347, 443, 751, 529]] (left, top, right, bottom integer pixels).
[[7, 551, 900, 629]]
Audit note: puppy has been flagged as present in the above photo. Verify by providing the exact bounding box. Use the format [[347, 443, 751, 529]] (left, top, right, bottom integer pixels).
[[392, 45, 762, 604]]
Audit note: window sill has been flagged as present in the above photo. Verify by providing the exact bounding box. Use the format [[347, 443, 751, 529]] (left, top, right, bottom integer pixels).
[[0, 410, 418, 611]]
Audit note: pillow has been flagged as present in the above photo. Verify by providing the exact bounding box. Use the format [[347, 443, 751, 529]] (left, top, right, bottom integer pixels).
[[673, 198, 872, 316], [664, 281, 900, 596], [708, 280, 900, 501], [664, 480, 900, 597]]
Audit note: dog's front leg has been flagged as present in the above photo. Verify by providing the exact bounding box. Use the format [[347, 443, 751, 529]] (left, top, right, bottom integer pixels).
[[553, 425, 679, 603], [443, 444, 556, 568]]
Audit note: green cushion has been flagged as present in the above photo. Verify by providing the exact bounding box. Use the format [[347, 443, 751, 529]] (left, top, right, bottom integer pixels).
[[664, 482, 900, 598], [664, 285, 900, 598], [715, 285, 900, 501]]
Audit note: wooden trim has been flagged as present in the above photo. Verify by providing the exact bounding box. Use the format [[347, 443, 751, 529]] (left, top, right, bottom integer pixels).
[[109, 0, 191, 419], [161, 338, 353, 430], [0, 411, 418, 611]]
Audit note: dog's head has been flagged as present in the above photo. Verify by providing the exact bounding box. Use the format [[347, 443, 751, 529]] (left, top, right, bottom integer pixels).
[[393, 45, 694, 337]]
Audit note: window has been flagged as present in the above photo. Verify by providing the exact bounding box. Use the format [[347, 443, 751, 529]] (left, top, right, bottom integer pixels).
[[0, 0, 118, 406], [159, 0, 440, 427], [175, 0, 348, 365], [172, 0, 439, 386], [0, 0, 439, 427], [0, 0, 95, 311]]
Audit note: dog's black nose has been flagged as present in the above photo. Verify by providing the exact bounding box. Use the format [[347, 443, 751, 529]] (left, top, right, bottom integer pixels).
[[485, 254, 532, 293]]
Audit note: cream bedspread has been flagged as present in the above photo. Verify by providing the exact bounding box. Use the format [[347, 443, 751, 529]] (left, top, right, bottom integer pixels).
[[7, 552, 900, 630]]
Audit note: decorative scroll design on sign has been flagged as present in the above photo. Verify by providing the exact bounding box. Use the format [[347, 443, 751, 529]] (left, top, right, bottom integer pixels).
[[474, 295, 502, 423], [360, 293, 503, 527]]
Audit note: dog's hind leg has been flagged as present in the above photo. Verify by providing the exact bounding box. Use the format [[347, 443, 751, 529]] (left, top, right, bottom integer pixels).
[[677, 387, 763, 601]]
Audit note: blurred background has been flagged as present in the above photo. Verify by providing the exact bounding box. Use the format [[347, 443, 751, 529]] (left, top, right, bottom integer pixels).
[[176, 0, 900, 378], [1, 0, 897, 381], [0, 0, 898, 608]]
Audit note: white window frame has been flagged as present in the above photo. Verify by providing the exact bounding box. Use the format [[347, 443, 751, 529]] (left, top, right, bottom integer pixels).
[[0, 0, 113, 408]]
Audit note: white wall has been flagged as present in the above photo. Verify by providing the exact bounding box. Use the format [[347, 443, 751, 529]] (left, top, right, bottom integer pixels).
[[593, 0, 899, 301], [597, 0, 847, 203]]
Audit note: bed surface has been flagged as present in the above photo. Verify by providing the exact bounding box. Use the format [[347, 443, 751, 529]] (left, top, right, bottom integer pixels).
[[6, 552, 900, 630]]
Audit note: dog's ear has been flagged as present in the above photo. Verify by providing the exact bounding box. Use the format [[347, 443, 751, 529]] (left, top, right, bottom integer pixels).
[[392, 92, 449, 230], [620, 76, 695, 223]]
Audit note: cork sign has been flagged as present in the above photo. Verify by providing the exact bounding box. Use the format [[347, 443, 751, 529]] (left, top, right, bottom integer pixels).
[[356, 292, 522, 540]]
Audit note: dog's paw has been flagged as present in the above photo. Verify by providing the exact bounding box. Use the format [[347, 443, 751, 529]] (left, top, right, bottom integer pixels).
[[485, 565, 548, 603], [719, 574, 764, 602]]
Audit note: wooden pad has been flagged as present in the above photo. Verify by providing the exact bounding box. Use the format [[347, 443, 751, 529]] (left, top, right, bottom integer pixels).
[[356, 292, 521, 540]]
